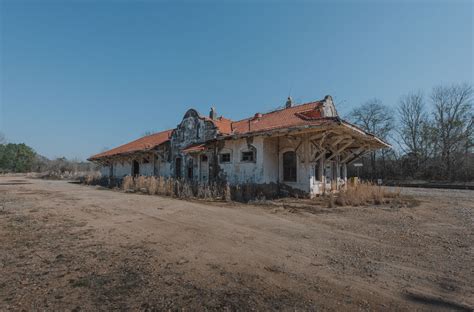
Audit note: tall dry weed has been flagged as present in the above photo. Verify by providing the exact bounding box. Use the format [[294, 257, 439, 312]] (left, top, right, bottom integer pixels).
[[122, 176, 135, 191], [148, 176, 159, 195], [334, 182, 399, 206]]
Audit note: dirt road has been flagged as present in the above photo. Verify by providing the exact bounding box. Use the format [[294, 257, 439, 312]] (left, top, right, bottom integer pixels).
[[0, 177, 472, 311]]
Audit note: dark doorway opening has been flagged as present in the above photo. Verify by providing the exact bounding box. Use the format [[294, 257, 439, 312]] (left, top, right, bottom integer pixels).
[[283, 151, 297, 182], [109, 164, 114, 177], [187, 159, 194, 180], [175, 157, 182, 178], [132, 160, 140, 176]]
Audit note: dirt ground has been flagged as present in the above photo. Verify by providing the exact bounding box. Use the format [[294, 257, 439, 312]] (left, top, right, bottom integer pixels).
[[0, 177, 472, 311]]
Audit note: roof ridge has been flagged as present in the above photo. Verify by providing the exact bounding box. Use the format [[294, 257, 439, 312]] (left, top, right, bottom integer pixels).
[[88, 128, 173, 160], [231, 101, 321, 125]]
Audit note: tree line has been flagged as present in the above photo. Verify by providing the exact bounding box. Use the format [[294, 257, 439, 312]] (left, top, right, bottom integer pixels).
[[346, 82, 473, 182], [0, 134, 95, 174], [1, 82, 472, 182]]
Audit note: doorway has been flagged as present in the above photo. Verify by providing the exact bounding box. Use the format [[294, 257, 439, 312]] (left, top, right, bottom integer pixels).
[[132, 160, 140, 176], [200, 154, 208, 182], [175, 157, 182, 178], [187, 159, 194, 180]]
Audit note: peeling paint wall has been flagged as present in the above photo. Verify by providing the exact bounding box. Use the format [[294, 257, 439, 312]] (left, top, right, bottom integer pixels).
[[139, 162, 154, 176], [261, 137, 279, 184], [99, 166, 110, 177], [113, 162, 131, 177], [270, 136, 320, 194], [217, 136, 264, 184], [170, 109, 218, 179]]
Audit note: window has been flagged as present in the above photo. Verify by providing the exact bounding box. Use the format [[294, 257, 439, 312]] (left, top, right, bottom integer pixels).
[[283, 151, 297, 182], [220, 153, 231, 163], [201, 155, 208, 162], [241, 151, 255, 162]]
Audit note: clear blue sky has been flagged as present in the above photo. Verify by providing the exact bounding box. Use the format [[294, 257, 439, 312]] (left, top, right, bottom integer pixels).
[[1, 0, 472, 160]]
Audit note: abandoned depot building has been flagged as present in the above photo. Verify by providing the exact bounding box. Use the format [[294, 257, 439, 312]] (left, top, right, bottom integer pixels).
[[89, 96, 389, 197]]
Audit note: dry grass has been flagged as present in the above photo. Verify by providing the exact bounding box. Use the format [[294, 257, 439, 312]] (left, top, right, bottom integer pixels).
[[122, 176, 134, 192], [87, 175, 409, 207], [118, 176, 230, 200], [28, 171, 101, 181], [333, 182, 402, 207]]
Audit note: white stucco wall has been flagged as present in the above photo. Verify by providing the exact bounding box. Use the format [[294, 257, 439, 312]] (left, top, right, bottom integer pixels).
[[99, 133, 329, 197], [100, 166, 110, 177], [262, 137, 279, 184], [154, 159, 171, 177], [113, 162, 131, 177], [219, 136, 265, 184]]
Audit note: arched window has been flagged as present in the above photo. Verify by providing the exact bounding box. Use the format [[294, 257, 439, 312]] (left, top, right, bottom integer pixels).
[[241, 145, 256, 162], [283, 151, 297, 182]]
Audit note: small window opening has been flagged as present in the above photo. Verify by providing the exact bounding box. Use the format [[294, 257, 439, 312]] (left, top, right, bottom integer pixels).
[[220, 153, 231, 163], [241, 151, 255, 162], [201, 155, 208, 162]]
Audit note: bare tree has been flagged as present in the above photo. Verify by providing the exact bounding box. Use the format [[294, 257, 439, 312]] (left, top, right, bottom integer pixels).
[[349, 99, 394, 139], [348, 99, 394, 178], [430, 83, 473, 180], [397, 91, 433, 176]]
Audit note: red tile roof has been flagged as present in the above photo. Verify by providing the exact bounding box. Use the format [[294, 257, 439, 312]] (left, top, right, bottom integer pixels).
[[90, 98, 388, 161], [88, 129, 172, 161], [230, 101, 327, 134], [212, 117, 233, 135]]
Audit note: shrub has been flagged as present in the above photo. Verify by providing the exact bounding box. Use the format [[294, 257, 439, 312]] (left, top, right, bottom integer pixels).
[[122, 176, 134, 192], [333, 182, 401, 207], [86, 175, 279, 203]]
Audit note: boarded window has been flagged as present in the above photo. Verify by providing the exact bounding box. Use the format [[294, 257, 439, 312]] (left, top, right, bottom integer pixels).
[[220, 153, 231, 163], [283, 151, 297, 182], [241, 151, 255, 162]]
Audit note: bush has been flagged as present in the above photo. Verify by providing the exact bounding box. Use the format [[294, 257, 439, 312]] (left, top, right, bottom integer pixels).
[[0, 143, 36, 173], [86, 175, 276, 202], [333, 182, 401, 207]]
